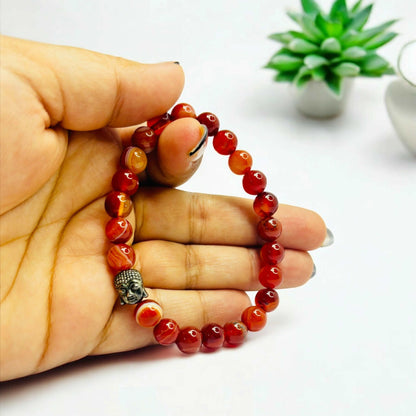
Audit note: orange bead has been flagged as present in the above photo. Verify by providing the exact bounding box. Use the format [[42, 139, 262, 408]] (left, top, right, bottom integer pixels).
[[171, 103, 197, 120], [135, 300, 163, 327], [228, 150, 253, 175], [241, 306, 267, 331], [255, 289, 279, 312], [107, 243, 135, 273], [105, 191, 132, 218], [120, 146, 147, 175]]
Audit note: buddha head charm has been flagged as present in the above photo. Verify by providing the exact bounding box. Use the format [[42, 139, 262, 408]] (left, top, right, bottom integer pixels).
[[104, 103, 284, 353]]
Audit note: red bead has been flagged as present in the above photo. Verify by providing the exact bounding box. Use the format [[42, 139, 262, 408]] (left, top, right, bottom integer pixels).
[[105, 191, 132, 218], [213, 130, 238, 155], [154, 319, 180, 346], [131, 126, 157, 153], [241, 306, 267, 332], [201, 323, 225, 350], [111, 169, 139, 195], [258, 265, 283, 288], [197, 112, 220, 136], [228, 150, 253, 175], [242, 170, 267, 195], [171, 103, 197, 120], [107, 243, 136, 272], [135, 300, 163, 328], [224, 321, 248, 346], [120, 146, 147, 175], [253, 192, 278, 218], [260, 241, 285, 264], [147, 113, 171, 135], [176, 327, 202, 354], [257, 217, 282, 241], [255, 289, 279, 312], [105, 217, 133, 244]]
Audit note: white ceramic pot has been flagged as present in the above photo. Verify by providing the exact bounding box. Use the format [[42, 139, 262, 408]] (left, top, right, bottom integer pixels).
[[293, 78, 354, 118], [385, 41, 416, 156]]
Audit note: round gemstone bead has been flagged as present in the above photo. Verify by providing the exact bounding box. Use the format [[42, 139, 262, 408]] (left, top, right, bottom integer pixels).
[[224, 321, 248, 346], [111, 169, 139, 195], [255, 289, 279, 312], [120, 146, 147, 175], [135, 300, 163, 328], [201, 323, 225, 350], [147, 112, 171, 135], [213, 130, 238, 155], [176, 327, 202, 354], [253, 192, 278, 218], [241, 306, 267, 332], [242, 170, 267, 195], [131, 126, 157, 154], [228, 150, 252, 175], [257, 217, 282, 242], [171, 103, 197, 120], [154, 319, 180, 346], [105, 217, 133, 244], [105, 191, 132, 218], [197, 112, 220, 136], [107, 243, 136, 273], [259, 265, 283, 289], [260, 241, 285, 264]]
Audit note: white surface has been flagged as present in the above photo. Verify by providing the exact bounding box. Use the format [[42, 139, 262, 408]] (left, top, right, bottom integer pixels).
[[1, 1, 416, 415]]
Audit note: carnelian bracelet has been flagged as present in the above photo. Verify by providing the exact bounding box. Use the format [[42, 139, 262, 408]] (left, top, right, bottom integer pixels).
[[104, 103, 284, 353]]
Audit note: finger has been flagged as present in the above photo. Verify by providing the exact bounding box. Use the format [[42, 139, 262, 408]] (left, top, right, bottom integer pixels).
[[146, 118, 208, 187], [91, 289, 250, 355], [4, 36, 184, 130], [134, 188, 327, 250], [134, 240, 314, 290]]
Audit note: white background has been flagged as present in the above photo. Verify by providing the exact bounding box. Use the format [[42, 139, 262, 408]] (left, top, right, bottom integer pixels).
[[1, 0, 415, 415]]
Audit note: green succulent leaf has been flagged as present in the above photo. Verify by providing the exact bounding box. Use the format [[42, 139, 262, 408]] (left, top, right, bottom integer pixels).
[[288, 30, 316, 42], [329, 0, 348, 24], [300, 14, 325, 42], [304, 54, 329, 69], [342, 19, 398, 47], [287, 11, 303, 25], [294, 66, 312, 89], [266, 52, 304, 72], [361, 54, 390, 73], [315, 13, 343, 37], [346, 4, 373, 31], [351, 0, 364, 14], [301, 0, 321, 15], [289, 38, 319, 54], [332, 62, 361, 76], [342, 46, 367, 60], [311, 66, 327, 80], [325, 72, 342, 95], [364, 31, 398, 49], [321, 37, 342, 53], [274, 71, 298, 82], [268, 32, 294, 44]]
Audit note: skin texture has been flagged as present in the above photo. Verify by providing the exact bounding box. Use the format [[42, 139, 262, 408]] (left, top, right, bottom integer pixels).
[[0, 36, 327, 381]]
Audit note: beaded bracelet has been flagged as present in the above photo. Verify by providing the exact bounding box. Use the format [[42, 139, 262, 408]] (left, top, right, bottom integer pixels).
[[104, 103, 284, 353]]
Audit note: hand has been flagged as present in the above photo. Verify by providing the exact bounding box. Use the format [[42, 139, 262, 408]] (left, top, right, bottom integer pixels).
[[0, 36, 327, 381]]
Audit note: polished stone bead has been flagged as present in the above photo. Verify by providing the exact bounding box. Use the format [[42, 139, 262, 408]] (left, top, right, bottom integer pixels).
[[253, 192, 278, 218], [257, 217, 282, 241], [131, 126, 157, 154], [241, 306, 267, 332], [258, 265, 283, 289], [147, 112, 171, 135], [107, 243, 136, 273], [197, 112, 220, 136], [105, 217, 133, 244], [242, 170, 267, 195], [201, 323, 225, 350], [135, 300, 163, 328], [213, 130, 238, 155], [228, 150, 253, 175], [260, 241, 285, 264], [255, 289, 279, 312], [224, 321, 247, 346], [105, 191, 132, 218], [171, 103, 197, 120], [154, 319, 180, 346], [120, 146, 147, 175], [111, 168, 139, 195], [176, 327, 202, 354]]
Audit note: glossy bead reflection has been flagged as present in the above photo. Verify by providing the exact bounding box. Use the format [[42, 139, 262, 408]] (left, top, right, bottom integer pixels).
[[105, 191, 132, 218], [135, 300, 163, 328], [242, 170, 267, 195], [258, 265, 283, 289], [213, 130, 238, 155], [255, 289, 279, 312], [197, 112, 220, 136], [105, 217, 133, 244], [257, 217, 282, 242], [228, 150, 253, 175], [253, 192, 278, 218], [131, 126, 157, 154], [241, 306, 267, 332], [154, 319, 180, 346], [201, 323, 225, 350], [260, 241, 285, 264], [176, 327, 202, 354], [107, 243, 135, 273], [224, 321, 248, 346]]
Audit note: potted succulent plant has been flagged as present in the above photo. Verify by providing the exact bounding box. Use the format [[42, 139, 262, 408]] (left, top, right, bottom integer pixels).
[[266, 0, 397, 117]]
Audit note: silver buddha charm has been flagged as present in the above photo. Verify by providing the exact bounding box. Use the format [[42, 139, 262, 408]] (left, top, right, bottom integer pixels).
[[114, 269, 148, 305]]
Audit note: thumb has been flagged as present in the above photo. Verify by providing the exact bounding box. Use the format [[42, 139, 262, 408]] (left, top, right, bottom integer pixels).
[[6, 36, 184, 131]]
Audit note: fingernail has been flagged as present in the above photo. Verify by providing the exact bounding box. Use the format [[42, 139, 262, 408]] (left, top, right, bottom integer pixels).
[[310, 263, 316, 279], [321, 228, 334, 248], [189, 124, 208, 161], [173, 61, 180, 65]]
